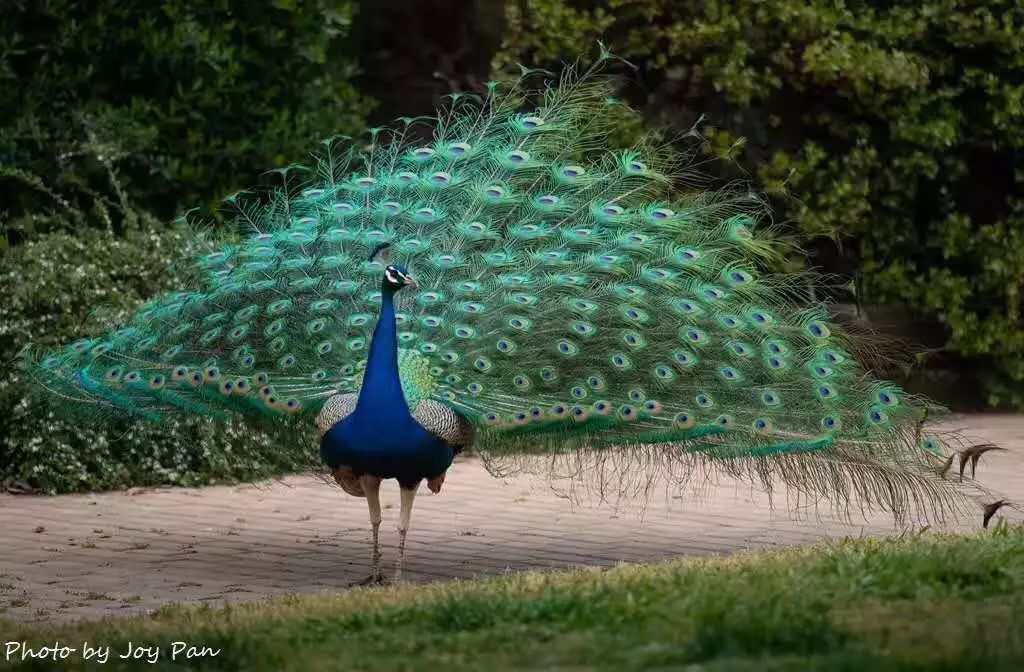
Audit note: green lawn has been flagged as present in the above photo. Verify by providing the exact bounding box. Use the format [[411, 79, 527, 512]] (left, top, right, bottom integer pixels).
[[3, 526, 1024, 671]]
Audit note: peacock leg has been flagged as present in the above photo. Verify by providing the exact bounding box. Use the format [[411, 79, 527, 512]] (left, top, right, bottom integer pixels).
[[395, 483, 419, 582], [359, 474, 384, 584]]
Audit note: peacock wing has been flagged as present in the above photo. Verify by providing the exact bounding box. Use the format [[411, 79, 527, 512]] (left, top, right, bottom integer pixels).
[[315, 393, 358, 436], [411, 399, 473, 452]]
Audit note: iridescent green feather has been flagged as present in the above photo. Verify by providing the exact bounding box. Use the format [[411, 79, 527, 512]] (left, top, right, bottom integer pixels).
[[22, 59, 980, 520]]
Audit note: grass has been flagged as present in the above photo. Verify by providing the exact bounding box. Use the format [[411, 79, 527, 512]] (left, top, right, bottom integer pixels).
[[3, 526, 1024, 671]]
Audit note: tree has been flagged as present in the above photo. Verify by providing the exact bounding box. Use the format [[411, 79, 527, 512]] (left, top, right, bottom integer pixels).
[[1, 0, 370, 243], [495, 0, 1024, 406]]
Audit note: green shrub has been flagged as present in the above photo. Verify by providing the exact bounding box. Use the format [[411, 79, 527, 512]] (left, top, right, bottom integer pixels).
[[0, 224, 315, 493], [0, 0, 370, 240], [0, 1, 366, 491], [494, 1, 1024, 406]]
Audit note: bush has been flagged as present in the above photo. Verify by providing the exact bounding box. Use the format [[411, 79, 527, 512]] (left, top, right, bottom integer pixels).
[[0, 223, 316, 493], [0, 0, 370, 240], [0, 1, 368, 491], [494, 1, 1024, 406]]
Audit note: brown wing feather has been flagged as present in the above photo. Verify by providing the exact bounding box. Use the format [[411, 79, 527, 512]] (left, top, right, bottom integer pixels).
[[331, 466, 366, 498], [412, 400, 473, 452], [316, 393, 358, 436]]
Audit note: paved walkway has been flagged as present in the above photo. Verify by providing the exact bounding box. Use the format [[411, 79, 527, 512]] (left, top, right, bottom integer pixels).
[[1, 414, 1021, 624]]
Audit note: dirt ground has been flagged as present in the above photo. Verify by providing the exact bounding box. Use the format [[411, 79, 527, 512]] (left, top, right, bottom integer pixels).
[[1, 414, 1020, 624]]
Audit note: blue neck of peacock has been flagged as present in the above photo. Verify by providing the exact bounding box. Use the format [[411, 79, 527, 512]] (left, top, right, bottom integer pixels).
[[355, 285, 409, 416]]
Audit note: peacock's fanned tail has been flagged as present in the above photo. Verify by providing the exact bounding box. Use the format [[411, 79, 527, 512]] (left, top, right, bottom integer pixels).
[[24, 56, 980, 520]]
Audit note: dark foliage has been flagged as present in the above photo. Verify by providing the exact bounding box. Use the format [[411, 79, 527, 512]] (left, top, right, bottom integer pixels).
[[494, 1, 1024, 406], [0, 0, 369, 243]]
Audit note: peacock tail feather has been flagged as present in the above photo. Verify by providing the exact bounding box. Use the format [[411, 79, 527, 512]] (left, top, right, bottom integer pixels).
[[23, 54, 980, 519]]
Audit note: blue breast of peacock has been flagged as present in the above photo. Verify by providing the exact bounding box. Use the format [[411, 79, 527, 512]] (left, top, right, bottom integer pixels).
[[319, 264, 454, 485]]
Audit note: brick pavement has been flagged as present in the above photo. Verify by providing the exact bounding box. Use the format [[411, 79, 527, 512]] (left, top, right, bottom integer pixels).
[[1, 414, 1021, 625]]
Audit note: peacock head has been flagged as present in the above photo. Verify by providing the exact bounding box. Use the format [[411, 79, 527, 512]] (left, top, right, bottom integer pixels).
[[371, 243, 418, 293], [383, 263, 418, 292]]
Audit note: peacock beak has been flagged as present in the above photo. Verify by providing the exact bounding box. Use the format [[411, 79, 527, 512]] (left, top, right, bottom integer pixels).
[[404, 275, 419, 290]]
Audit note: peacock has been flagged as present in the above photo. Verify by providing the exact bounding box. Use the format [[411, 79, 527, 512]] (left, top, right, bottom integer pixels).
[[23, 55, 995, 583]]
